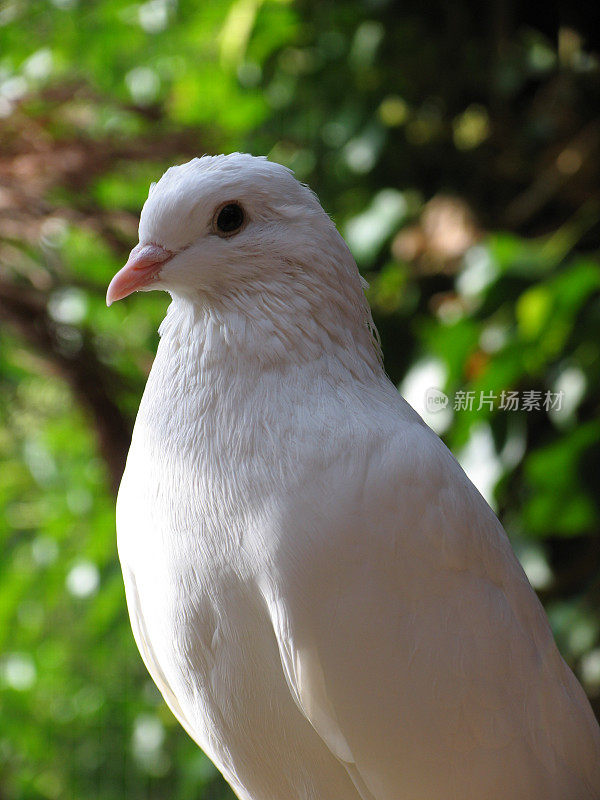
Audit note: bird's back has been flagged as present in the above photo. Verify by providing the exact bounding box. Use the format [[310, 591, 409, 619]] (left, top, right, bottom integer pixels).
[[260, 397, 600, 799]]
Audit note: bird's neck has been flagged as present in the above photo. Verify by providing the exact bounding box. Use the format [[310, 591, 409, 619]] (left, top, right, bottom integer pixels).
[[154, 272, 383, 388], [134, 276, 387, 466]]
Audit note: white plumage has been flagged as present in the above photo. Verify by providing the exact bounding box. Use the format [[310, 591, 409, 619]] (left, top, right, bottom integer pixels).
[[108, 153, 600, 800]]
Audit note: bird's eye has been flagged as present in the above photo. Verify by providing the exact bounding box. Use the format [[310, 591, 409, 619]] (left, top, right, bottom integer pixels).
[[214, 203, 245, 236]]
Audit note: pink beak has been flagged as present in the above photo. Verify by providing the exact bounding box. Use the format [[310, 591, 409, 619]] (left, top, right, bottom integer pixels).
[[106, 242, 174, 306]]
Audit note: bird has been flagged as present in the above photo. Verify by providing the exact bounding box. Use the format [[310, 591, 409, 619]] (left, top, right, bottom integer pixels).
[[107, 153, 600, 800]]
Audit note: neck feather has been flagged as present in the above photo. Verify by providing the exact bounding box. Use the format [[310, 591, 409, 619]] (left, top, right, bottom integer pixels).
[[157, 266, 383, 385]]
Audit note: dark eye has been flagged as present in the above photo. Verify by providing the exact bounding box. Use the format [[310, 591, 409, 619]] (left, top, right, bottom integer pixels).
[[215, 203, 245, 236]]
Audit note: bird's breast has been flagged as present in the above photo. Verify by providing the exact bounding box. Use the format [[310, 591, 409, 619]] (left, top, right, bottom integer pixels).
[[116, 426, 271, 705]]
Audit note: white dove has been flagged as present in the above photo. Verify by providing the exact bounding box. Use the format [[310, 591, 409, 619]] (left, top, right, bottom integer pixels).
[[107, 153, 600, 800]]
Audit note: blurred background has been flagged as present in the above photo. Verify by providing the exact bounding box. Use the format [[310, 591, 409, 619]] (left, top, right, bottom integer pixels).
[[1, 0, 599, 797]]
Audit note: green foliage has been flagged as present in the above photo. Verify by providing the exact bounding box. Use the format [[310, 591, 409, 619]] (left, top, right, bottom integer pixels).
[[1, 1, 599, 798]]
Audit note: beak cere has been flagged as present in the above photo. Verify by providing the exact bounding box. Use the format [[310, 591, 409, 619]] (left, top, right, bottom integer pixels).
[[106, 242, 174, 306]]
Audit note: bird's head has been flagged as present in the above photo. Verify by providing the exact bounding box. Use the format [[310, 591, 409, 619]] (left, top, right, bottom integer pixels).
[[106, 153, 334, 306]]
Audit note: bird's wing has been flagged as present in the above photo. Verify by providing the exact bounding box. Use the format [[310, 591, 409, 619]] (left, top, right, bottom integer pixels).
[[260, 418, 600, 800], [121, 567, 199, 743]]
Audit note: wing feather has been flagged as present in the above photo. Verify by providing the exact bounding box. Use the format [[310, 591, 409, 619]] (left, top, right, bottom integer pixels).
[[261, 420, 600, 800], [122, 568, 199, 742]]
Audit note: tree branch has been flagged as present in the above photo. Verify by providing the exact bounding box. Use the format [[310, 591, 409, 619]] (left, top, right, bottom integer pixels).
[[0, 278, 131, 494]]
